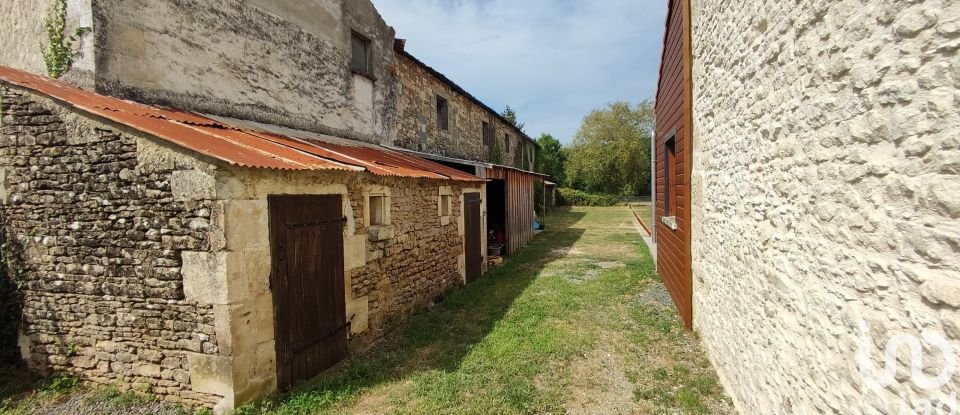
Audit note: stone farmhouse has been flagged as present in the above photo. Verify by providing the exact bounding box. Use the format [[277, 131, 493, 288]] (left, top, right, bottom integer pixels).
[[392, 41, 543, 255], [0, 0, 542, 412], [655, 0, 958, 413]]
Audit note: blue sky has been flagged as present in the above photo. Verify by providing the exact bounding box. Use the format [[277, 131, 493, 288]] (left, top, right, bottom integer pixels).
[[371, 0, 668, 144]]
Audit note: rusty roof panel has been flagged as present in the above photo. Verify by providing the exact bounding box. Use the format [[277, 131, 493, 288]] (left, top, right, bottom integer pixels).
[[0, 65, 483, 182]]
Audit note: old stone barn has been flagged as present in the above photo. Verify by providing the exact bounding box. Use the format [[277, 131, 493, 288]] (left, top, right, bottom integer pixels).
[[0, 0, 548, 411], [0, 68, 486, 411]]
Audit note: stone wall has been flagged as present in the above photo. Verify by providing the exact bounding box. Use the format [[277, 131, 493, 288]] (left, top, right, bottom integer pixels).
[[395, 52, 536, 170], [347, 181, 470, 344], [0, 0, 95, 86], [690, 0, 960, 413], [0, 82, 485, 412], [0, 0, 396, 143], [216, 166, 478, 353], [0, 87, 222, 407], [0, 0, 53, 75], [91, 0, 397, 143]]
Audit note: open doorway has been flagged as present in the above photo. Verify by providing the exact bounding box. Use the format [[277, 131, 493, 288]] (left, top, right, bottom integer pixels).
[[487, 178, 507, 256]]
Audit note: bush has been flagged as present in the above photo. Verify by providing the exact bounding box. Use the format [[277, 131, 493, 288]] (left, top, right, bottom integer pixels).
[[556, 188, 625, 207]]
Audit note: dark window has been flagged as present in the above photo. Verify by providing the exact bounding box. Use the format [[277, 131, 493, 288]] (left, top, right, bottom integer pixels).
[[436, 95, 449, 131], [664, 136, 676, 216], [504, 133, 510, 152], [482, 121, 493, 145], [351, 32, 371, 76]]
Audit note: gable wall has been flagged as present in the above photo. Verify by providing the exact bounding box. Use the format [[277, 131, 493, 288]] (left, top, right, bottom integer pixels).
[[0, 86, 223, 407]]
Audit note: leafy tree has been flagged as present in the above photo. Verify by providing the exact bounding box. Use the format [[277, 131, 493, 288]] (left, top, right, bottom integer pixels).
[[500, 105, 526, 133], [534, 133, 567, 185], [565, 101, 653, 196]]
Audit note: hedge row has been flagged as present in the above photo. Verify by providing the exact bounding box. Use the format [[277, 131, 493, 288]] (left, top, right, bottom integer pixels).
[[556, 188, 625, 207]]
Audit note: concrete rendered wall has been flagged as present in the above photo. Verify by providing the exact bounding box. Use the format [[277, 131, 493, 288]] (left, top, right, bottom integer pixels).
[[0, 0, 94, 85], [690, 0, 960, 413], [90, 0, 397, 143]]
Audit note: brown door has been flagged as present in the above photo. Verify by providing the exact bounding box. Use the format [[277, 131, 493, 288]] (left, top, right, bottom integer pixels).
[[464, 192, 482, 283], [268, 195, 347, 390]]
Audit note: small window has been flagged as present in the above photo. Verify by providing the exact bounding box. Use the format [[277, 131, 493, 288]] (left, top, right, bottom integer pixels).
[[351, 31, 371, 76], [369, 195, 385, 226], [504, 133, 510, 152], [436, 95, 449, 131], [440, 195, 450, 216], [664, 136, 676, 216]]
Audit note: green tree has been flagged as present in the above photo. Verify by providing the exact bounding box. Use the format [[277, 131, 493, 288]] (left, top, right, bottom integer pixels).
[[534, 133, 567, 185], [565, 101, 653, 196], [500, 105, 526, 133]]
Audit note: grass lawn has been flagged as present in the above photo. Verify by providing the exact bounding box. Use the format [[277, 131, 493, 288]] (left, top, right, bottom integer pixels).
[[1, 206, 732, 415], [238, 206, 732, 414]]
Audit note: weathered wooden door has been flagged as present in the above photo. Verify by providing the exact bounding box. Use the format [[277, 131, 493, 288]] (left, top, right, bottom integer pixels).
[[464, 192, 482, 283], [268, 195, 347, 390]]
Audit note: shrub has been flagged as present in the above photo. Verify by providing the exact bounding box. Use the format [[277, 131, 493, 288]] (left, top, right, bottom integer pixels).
[[555, 188, 625, 207]]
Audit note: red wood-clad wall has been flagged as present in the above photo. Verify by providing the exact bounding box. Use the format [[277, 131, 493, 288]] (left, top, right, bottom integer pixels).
[[654, 0, 693, 329]]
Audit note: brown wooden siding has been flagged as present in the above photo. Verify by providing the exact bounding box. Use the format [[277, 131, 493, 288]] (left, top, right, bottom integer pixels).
[[487, 167, 539, 255], [654, 0, 693, 329]]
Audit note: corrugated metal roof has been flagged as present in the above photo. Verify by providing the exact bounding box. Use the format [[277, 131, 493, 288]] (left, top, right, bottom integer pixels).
[[388, 145, 549, 178], [0, 65, 483, 182]]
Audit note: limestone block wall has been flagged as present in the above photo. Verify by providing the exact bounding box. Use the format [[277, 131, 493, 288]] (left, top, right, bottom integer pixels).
[[690, 0, 960, 413], [0, 87, 222, 407], [395, 53, 536, 170]]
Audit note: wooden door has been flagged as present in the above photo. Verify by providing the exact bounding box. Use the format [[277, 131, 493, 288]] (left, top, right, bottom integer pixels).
[[268, 195, 347, 390], [464, 192, 482, 283]]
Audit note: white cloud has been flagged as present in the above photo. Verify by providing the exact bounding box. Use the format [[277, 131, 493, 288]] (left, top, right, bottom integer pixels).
[[372, 0, 667, 143]]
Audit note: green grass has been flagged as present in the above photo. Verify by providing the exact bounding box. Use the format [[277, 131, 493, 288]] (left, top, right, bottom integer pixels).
[[0, 371, 79, 415], [90, 387, 153, 410], [2, 206, 731, 415], [238, 206, 732, 415], [627, 200, 653, 233]]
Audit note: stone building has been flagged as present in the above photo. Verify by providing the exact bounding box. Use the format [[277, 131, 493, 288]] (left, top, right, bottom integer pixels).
[[0, 0, 540, 412], [1, 67, 485, 412], [1, 0, 399, 143], [655, 0, 959, 413], [393, 41, 544, 255], [393, 41, 537, 170]]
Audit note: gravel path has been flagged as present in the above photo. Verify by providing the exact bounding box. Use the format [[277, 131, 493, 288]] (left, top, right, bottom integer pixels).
[[16, 389, 188, 415]]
